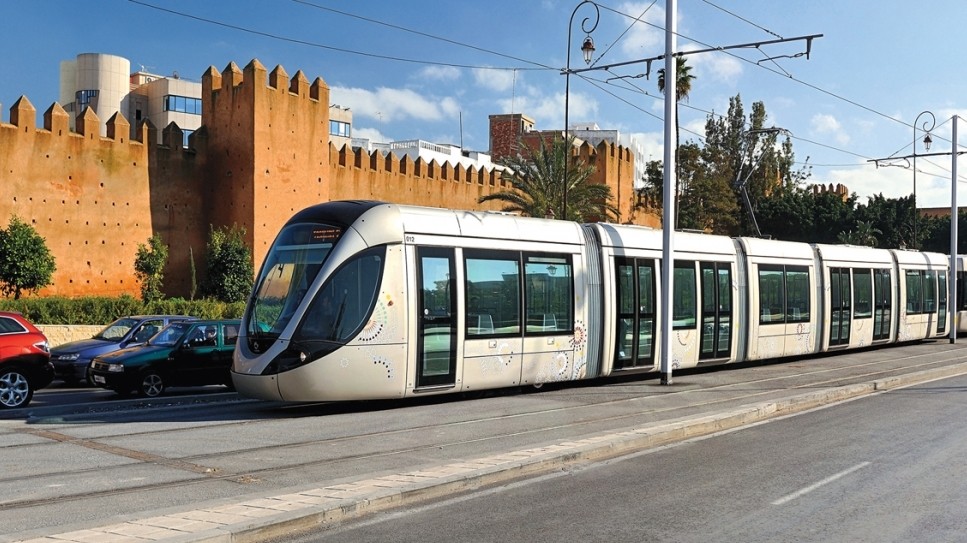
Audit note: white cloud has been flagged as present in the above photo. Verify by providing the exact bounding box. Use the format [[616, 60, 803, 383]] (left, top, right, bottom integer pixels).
[[496, 90, 599, 131], [686, 49, 742, 83], [473, 68, 518, 92], [418, 66, 461, 81], [616, 2, 665, 57], [811, 113, 849, 146], [330, 85, 460, 123], [352, 126, 391, 144], [630, 131, 664, 162]]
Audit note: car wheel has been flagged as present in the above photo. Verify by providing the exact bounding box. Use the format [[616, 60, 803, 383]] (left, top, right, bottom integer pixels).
[[0, 368, 33, 409], [139, 372, 165, 398]]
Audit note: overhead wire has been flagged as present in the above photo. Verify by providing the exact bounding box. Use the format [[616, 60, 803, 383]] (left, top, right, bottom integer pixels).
[[126, 0, 549, 72], [126, 0, 962, 186]]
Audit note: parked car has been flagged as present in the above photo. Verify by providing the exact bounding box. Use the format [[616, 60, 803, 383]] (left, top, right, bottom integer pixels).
[[0, 311, 54, 409], [90, 319, 240, 397], [51, 315, 196, 386]]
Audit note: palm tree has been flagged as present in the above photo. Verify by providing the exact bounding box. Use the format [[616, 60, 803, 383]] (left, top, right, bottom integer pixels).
[[479, 136, 618, 222], [657, 56, 696, 227]]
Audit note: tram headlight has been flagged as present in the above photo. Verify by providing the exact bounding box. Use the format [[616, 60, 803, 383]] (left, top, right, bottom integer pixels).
[[261, 342, 338, 375]]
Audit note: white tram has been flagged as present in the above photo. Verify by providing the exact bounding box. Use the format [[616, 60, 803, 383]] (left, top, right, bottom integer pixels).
[[954, 255, 967, 334], [232, 201, 950, 402]]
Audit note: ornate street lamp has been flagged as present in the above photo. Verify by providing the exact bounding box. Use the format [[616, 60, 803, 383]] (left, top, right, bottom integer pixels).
[[562, 0, 598, 220], [913, 110, 935, 249]]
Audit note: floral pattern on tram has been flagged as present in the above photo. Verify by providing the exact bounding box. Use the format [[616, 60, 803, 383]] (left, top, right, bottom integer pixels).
[[480, 342, 516, 375]]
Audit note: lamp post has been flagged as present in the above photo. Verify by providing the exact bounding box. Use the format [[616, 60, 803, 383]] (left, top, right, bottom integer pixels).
[[913, 110, 935, 249], [563, 0, 598, 221]]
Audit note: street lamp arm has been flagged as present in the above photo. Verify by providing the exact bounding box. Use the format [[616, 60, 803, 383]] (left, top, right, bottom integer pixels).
[[565, 34, 822, 76]]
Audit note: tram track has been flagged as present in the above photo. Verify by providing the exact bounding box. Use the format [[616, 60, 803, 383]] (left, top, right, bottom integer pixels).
[[2, 344, 964, 515]]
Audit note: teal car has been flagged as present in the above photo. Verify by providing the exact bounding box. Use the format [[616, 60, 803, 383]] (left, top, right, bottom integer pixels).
[[90, 319, 240, 397]]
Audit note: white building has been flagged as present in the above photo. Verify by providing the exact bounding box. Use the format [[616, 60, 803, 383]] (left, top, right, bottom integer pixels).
[[352, 138, 496, 171], [127, 70, 202, 146], [569, 122, 648, 187], [60, 52, 354, 148], [59, 53, 131, 137]]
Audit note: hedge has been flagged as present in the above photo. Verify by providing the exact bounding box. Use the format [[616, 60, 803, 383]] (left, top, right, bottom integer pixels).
[[0, 295, 246, 325]]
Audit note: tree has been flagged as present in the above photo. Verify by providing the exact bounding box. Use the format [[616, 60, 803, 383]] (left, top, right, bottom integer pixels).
[[479, 136, 618, 222], [657, 55, 696, 226], [838, 220, 882, 247], [203, 224, 254, 303], [0, 216, 56, 299], [134, 234, 168, 303]]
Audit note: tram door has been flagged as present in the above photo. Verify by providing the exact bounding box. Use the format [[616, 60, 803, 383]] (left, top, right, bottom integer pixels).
[[828, 267, 851, 347], [416, 247, 457, 388], [614, 258, 656, 370], [872, 269, 892, 341], [699, 262, 732, 360]]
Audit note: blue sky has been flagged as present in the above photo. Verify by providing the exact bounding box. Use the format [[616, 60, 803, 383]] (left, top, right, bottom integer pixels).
[[3, 0, 967, 209]]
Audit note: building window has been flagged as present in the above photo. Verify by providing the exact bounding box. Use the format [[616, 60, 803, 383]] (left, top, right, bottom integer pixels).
[[182, 129, 193, 149], [330, 120, 351, 138], [76, 89, 98, 112], [163, 95, 201, 115]]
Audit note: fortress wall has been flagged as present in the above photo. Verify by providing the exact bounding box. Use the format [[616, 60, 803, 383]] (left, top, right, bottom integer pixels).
[[327, 145, 510, 211], [0, 98, 152, 297], [0, 58, 650, 300]]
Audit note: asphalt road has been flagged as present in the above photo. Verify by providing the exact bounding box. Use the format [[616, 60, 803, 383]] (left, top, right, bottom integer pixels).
[[276, 372, 967, 543], [4, 340, 967, 542]]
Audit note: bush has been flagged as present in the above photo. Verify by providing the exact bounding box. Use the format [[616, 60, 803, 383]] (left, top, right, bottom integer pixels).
[[0, 296, 246, 325], [0, 216, 56, 299], [203, 225, 254, 303]]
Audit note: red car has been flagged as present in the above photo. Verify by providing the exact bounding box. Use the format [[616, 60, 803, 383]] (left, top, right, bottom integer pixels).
[[0, 311, 53, 408]]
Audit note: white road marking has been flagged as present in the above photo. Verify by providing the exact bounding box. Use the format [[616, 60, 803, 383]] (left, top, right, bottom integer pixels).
[[772, 461, 871, 505]]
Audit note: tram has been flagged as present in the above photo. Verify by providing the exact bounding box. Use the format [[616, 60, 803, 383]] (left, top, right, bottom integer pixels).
[[954, 255, 967, 334], [232, 201, 950, 402]]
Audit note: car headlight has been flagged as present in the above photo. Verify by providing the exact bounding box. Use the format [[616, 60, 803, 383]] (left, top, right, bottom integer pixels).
[[107, 363, 125, 373], [57, 353, 79, 360]]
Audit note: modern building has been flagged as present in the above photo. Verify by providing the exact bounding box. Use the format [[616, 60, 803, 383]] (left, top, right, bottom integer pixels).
[[61, 53, 355, 148], [127, 69, 202, 146], [59, 53, 131, 137], [353, 137, 497, 172], [568, 122, 648, 187]]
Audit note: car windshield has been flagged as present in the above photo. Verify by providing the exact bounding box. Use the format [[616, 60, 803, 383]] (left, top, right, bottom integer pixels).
[[147, 322, 192, 347], [247, 223, 341, 339], [93, 317, 140, 342]]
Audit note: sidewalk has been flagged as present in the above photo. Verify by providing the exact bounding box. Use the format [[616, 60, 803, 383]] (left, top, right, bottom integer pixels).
[[9, 341, 967, 543]]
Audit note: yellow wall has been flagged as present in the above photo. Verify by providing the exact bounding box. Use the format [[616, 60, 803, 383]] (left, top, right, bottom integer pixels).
[[0, 58, 652, 299]]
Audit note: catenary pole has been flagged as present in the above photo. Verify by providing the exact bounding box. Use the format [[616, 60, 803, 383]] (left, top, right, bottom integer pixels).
[[659, 0, 677, 385], [951, 115, 958, 344]]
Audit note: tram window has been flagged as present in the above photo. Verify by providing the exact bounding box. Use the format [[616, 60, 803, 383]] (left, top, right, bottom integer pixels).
[[758, 265, 785, 324], [465, 252, 520, 336], [758, 264, 810, 324], [295, 247, 384, 343], [924, 271, 937, 313], [853, 269, 873, 318], [524, 254, 573, 334], [673, 261, 696, 329], [786, 266, 810, 322], [905, 270, 923, 314]]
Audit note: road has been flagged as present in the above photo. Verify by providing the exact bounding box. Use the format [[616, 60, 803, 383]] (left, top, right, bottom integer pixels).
[[3, 340, 967, 542], [277, 372, 967, 543], [30, 381, 231, 408]]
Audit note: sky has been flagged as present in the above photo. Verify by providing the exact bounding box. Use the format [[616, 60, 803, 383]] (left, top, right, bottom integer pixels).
[[3, 0, 967, 209]]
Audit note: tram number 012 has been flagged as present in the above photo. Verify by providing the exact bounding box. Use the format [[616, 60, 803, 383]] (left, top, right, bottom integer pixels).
[[405, 235, 415, 243]]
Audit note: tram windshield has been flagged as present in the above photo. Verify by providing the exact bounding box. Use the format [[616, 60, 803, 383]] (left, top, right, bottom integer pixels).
[[247, 223, 342, 340]]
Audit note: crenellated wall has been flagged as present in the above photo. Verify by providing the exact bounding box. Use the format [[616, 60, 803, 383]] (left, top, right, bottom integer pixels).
[[328, 145, 511, 210], [0, 97, 154, 296], [0, 58, 646, 299]]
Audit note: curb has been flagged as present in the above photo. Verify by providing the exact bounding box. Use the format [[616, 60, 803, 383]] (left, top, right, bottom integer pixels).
[[14, 362, 967, 543]]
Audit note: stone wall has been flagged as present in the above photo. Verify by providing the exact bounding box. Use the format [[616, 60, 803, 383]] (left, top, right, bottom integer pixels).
[[38, 325, 102, 348], [0, 58, 649, 300]]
